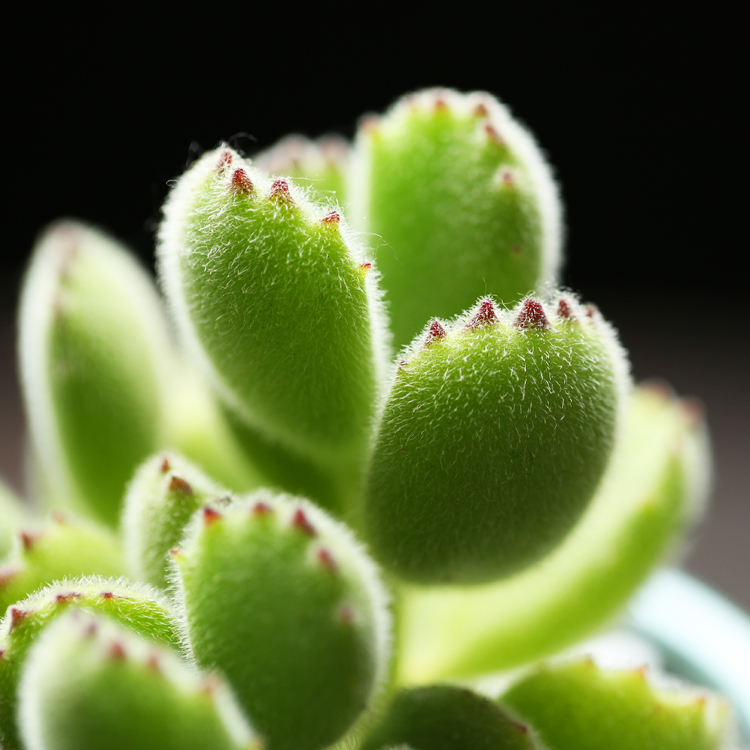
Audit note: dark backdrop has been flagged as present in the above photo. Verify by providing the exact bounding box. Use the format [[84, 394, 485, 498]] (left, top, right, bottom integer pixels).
[[2, 11, 746, 609]]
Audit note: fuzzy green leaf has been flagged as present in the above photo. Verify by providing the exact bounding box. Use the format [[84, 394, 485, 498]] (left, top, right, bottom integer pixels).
[[397, 382, 711, 682], [360, 685, 546, 750], [174, 491, 391, 750], [122, 451, 230, 589], [365, 294, 629, 584], [17, 611, 260, 750], [0, 577, 180, 750], [18, 221, 172, 526], [0, 512, 125, 615], [350, 88, 562, 348], [501, 659, 732, 750], [158, 147, 388, 511]]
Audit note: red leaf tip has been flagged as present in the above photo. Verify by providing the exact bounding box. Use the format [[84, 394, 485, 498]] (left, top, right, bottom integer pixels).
[[485, 123, 505, 146], [467, 299, 498, 329], [317, 548, 338, 573], [108, 640, 127, 660], [203, 507, 222, 526], [159, 456, 171, 473], [500, 168, 516, 187], [19, 531, 40, 552], [217, 150, 233, 173], [9, 607, 29, 633], [292, 508, 317, 537], [557, 298, 575, 320], [338, 605, 354, 625], [168, 475, 193, 496], [230, 168, 254, 195], [514, 299, 550, 330], [321, 210, 341, 226], [56, 592, 82, 604], [425, 319, 447, 347], [253, 501, 274, 517], [269, 179, 292, 201]]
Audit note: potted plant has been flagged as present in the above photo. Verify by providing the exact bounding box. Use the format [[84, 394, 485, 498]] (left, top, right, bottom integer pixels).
[[1, 87, 748, 749]]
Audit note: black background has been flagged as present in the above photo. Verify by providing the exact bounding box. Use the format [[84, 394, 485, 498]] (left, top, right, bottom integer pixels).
[[1, 11, 747, 608]]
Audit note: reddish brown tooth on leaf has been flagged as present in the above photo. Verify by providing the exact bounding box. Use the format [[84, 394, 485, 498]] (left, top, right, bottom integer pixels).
[[217, 150, 233, 173], [485, 123, 505, 146], [269, 179, 292, 202], [9, 608, 29, 633], [168, 475, 193, 496], [500, 168, 516, 187], [467, 299, 497, 329], [108, 640, 127, 660], [425, 320, 447, 347], [317, 548, 338, 573], [338, 605, 354, 625], [56, 592, 82, 604], [0, 649, 5, 660], [557, 298, 575, 320], [514, 299, 550, 330], [359, 263, 372, 277], [359, 115, 380, 135], [169, 547, 183, 559], [473, 102, 490, 118], [292, 508, 317, 537], [253, 501, 274, 516], [159, 456, 171, 473], [321, 210, 341, 226], [203, 507, 222, 526], [147, 652, 161, 672], [681, 397, 705, 429], [230, 168, 254, 195], [434, 96, 449, 112], [513, 722, 530, 735], [100, 591, 115, 600], [19, 530, 40, 552], [585, 303, 599, 318]]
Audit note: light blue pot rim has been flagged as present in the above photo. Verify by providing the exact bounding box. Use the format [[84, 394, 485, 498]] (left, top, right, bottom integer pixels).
[[630, 568, 750, 742]]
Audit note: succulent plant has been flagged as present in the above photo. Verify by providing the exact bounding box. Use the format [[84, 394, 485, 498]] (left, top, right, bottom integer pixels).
[[0, 87, 741, 749]]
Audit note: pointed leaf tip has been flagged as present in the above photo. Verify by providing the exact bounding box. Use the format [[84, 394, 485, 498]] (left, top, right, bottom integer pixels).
[[107, 640, 127, 660], [217, 150, 234, 172], [269, 179, 292, 201], [317, 547, 338, 573], [467, 299, 498, 329], [557, 298, 575, 320], [425, 320, 447, 346], [9, 607, 29, 633], [56, 592, 82, 604], [514, 299, 550, 330], [230, 168, 254, 195], [292, 508, 317, 537], [168, 475, 194, 496], [19, 530, 39, 551], [485, 123, 505, 146], [203, 507, 222, 526]]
